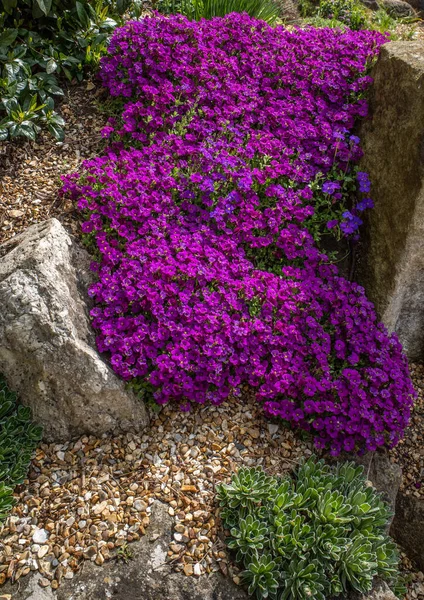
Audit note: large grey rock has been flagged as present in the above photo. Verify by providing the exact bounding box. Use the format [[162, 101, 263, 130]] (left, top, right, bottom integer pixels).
[[406, 0, 424, 12], [380, 0, 416, 16], [347, 580, 397, 600], [391, 491, 424, 570], [360, 0, 418, 12], [355, 452, 402, 527], [0, 219, 149, 441], [2, 502, 248, 600], [358, 42, 424, 360]]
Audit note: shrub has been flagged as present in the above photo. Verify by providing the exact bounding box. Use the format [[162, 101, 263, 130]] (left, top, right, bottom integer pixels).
[[155, 0, 280, 23], [317, 0, 367, 30], [62, 14, 415, 455], [217, 458, 403, 600], [0, 0, 142, 141], [0, 375, 42, 522]]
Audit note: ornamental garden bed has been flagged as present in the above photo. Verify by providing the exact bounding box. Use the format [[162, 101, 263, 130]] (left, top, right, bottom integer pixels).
[[1, 6, 424, 600]]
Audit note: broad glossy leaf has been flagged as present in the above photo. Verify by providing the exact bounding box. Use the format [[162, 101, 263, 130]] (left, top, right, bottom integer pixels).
[[34, 0, 53, 16], [75, 1, 91, 29], [46, 58, 58, 74], [0, 29, 18, 47], [47, 121, 64, 141]]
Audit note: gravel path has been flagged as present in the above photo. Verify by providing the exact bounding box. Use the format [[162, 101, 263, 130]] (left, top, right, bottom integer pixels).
[[0, 393, 314, 589]]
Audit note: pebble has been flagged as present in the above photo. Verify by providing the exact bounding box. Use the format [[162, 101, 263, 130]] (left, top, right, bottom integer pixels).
[[32, 529, 49, 544], [37, 545, 49, 559], [8, 381, 421, 594]]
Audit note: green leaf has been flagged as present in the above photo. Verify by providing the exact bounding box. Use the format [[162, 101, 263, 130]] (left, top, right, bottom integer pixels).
[[46, 58, 58, 74], [0, 29, 18, 47], [47, 121, 64, 141], [34, 0, 53, 16], [2, 0, 18, 14], [75, 1, 91, 29], [45, 84, 64, 95]]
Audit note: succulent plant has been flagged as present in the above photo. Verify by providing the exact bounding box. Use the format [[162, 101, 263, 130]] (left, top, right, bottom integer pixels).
[[217, 457, 403, 600], [217, 466, 277, 513], [241, 553, 280, 600]]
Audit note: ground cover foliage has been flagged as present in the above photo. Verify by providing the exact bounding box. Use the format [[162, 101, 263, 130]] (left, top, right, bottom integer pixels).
[[217, 458, 404, 599], [0, 376, 42, 523], [62, 13, 416, 456]]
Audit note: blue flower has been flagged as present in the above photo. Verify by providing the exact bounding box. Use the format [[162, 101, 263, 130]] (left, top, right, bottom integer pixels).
[[356, 197, 374, 211], [322, 181, 341, 195]]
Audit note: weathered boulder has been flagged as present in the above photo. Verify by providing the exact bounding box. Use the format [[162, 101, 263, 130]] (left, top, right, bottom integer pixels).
[[0, 219, 149, 441], [380, 0, 416, 16], [391, 491, 424, 570], [348, 580, 397, 600], [355, 452, 402, 527], [358, 42, 424, 360], [406, 0, 424, 12], [2, 502, 248, 600], [360, 0, 419, 12]]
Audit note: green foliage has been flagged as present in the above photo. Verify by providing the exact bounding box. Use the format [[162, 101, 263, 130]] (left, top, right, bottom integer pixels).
[[298, 0, 415, 36], [217, 457, 402, 600], [0, 375, 42, 523], [154, 0, 280, 24], [0, 0, 142, 141], [317, 0, 366, 30]]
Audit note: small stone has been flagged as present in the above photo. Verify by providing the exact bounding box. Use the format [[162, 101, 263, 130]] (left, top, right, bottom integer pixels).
[[64, 569, 74, 580], [193, 563, 202, 576], [267, 423, 279, 435], [38, 578, 50, 588], [9, 209, 24, 218], [134, 500, 147, 512], [32, 529, 49, 544], [183, 564, 193, 576], [38, 545, 49, 559]]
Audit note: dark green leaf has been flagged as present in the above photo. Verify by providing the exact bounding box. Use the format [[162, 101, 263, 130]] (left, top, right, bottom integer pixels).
[[47, 121, 64, 141], [2, 0, 18, 14], [46, 58, 58, 74], [0, 29, 18, 47], [75, 1, 91, 29], [34, 0, 53, 16]]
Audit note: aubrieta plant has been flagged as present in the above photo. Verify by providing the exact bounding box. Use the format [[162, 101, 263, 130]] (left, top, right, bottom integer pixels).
[[62, 14, 415, 456], [217, 458, 403, 600]]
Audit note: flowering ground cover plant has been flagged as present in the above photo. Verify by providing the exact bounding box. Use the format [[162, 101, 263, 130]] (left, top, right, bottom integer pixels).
[[62, 13, 415, 455]]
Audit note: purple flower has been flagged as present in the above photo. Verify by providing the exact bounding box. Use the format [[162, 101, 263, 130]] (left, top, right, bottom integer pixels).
[[322, 181, 341, 195], [61, 14, 415, 456]]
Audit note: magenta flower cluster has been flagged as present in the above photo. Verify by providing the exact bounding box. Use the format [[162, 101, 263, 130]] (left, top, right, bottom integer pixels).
[[62, 13, 415, 455]]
